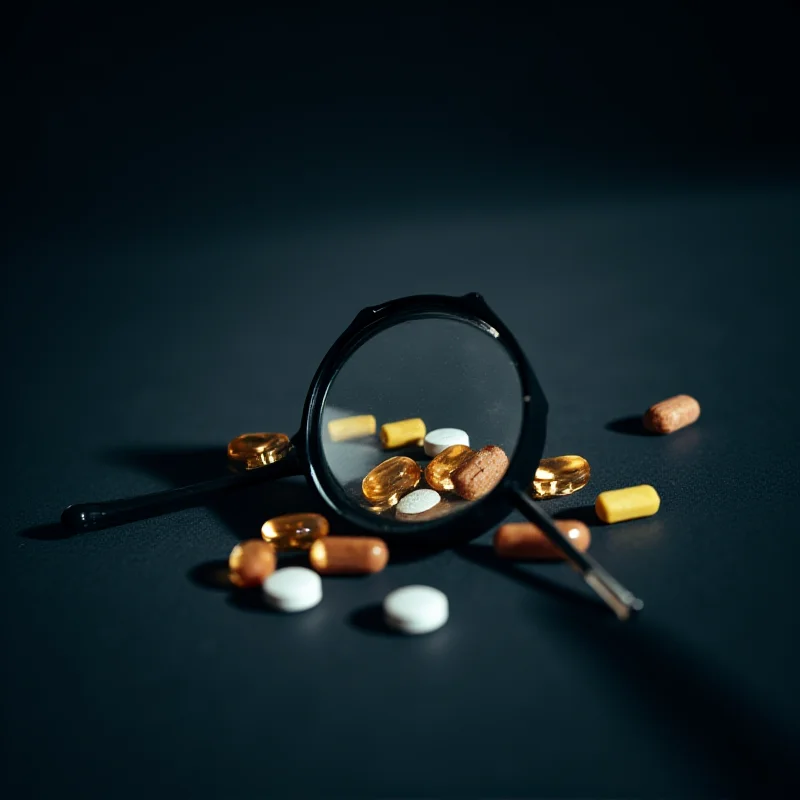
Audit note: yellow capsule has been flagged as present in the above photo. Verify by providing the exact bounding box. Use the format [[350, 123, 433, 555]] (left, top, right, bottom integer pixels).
[[227, 432, 292, 469], [424, 444, 474, 492], [228, 540, 277, 587], [380, 418, 426, 449], [362, 456, 421, 506], [531, 455, 591, 499], [327, 415, 377, 442], [260, 513, 329, 551], [309, 536, 389, 575], [595, 485, 660, 524]]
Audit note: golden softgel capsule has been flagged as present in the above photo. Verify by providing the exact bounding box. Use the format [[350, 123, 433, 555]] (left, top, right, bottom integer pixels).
[[595, 485, 660, 524], [227, 432, 292, 469], [309, 536, 389, 575], [380, 418, 426, 449], [362, 456, 421, 506], [531, 455, 591, 499], [494, 520, 591, 561], [327, 415, 377, 442], [425, 444, 474, 492], [228, 540, 277, 587], [643, 394, 700, 434], [261, 513, 329, 551]]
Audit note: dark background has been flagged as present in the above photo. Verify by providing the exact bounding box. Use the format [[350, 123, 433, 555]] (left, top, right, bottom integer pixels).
[[3, 3, 800, 797]]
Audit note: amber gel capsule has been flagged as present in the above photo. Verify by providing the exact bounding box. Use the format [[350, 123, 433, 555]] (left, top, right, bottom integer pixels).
[[261, 513, 329, 551], [362, 457, 421, 506], [425, 444, 474, 492], [494, 520, 591, 561], [309, 537, 389, 575], [228, 540, 277, 587], [531, 455, 591, 499], [227, 432, 292, 469]]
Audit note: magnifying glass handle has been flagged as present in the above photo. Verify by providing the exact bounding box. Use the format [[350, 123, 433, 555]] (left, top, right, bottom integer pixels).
[[512, 488, 644, 620], [61, 452, 302, 533]]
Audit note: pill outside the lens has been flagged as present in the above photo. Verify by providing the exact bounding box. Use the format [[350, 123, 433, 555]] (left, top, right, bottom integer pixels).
[[263, 567, 323, 612], [595, 485, 661, 524], [309, 536, 389, 575], [451, 445, 509, 500], [327, 415, 377, 442], [380, 418, 426, 449], [531, 455, 591, 499], [261, 513, 329, 551], [424, 444, 474, 492], [423, 428, 470, 457], [383, 585, 449, 634], [494, 520, 591, 560], [228, 540, 277, 587], [395, 489, 441, 515], [362, 457, 421, 506], [227, 432, 292, 469], [643, 394, 700, 434]]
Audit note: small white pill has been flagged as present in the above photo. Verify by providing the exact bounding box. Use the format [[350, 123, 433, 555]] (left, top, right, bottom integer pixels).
[[396, 488, 441, 515], [262, 567, 322, 613], [423, 428, 470, 457], [383, 585, 449, 634]]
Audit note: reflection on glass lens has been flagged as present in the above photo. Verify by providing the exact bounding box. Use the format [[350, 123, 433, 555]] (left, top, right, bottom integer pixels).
[[321, 318, 524, 525]]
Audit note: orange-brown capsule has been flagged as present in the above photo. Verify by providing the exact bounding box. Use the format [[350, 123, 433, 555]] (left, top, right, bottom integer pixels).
[[424, 444, 474, 492], [493, 519, 591, 561], [227, 432, 293, 469], [362, 457, 421, 506], [643, 394, 700, 434], [228, 540, 277, 587], [309, 536, 389, 575], [261, 513, 329, 551]]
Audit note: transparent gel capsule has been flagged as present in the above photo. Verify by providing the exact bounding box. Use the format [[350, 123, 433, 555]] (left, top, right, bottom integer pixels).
[[531, 454, 591, 499], [362, 457, 421, 507], [424, 444, 474, 492], [227, 432, 292, 469], [261, 513, 329, 551]]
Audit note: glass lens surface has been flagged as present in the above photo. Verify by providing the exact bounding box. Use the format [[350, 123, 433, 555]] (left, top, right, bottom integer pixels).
[[321, 317, 524, 525]]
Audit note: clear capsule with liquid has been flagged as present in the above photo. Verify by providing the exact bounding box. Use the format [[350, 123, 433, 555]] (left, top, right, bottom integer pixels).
[[362, 456, 421, 507], [531, 454, 591, 499]]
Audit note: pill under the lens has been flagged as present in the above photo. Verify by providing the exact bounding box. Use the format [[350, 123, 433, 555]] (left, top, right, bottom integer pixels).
[[423, 428, 470, 457], [424, 444, 474, 492], [227, 432, 292, 470], [383, 585, 449, 634], [261, 513, 329, 551], [595, 485, 660, 524], [263, 567, 323, 612], [362, 457, 421, 507], [380, 418, 426, 449], [228, 540, 277, 587], [327, 415, 377, 442], [494, 520, 591, 560], [309, 536, 389, 575], [451, 445, 509, 500], [395, 489, 441, 515], [531, 455, 591, 499], [643, 394, 700, 434]]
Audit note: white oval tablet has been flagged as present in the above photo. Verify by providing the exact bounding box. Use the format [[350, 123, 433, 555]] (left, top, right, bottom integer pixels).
[[262, 567, 322, 613], [383, 585, 449, 634], [423, 428, 470, 457], [396, 489, 441, 515]]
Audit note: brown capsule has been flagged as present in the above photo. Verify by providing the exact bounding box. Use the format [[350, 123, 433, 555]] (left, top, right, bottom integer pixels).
[[643, 394, 700, 434], [228, 540, 277, 587], [494, 520, 591, 561], [425, 444, 475, 492], [451, 445, 509, 500], [227, 432, 293, 469], [308, 536, 389, 575], [261, 513, 329, 551], [362, 456, 421, 506]]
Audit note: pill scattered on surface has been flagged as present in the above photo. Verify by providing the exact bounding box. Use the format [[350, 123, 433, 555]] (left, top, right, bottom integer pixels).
[[380, 418, 427, 449], [309, 536, 389, 575], [362, 456, 421, 506], [494, 520, 591, 560], [227, 432, 292, 469], [383, 585, 449, 634], [531, 454, 591, 499], [228, 540, 277, 587], [451, 445, 509, 500], [424, 444, 474, 492], [327, 415, 377, 442], [595, 485, 661, 524], [423, 428, 470, 457], [261, 513, 329, 551], [263, 567, 323, 612], [643, 394, 701, 434], [395, 489, 441, 515]]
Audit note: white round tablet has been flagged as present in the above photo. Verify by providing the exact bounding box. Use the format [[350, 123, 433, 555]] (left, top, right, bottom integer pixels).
[[396, 489, 441, 515], [262, 567, 322, 613], [423, 428, 470, 457], [383, 585, 449, 634]]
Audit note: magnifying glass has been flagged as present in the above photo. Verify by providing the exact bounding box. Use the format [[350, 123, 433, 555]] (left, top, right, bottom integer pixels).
[[62, 293, 643, 619]]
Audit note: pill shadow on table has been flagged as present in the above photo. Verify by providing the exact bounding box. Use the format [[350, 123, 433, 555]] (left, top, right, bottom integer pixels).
[[348, 603, 396, 635], [18, 522, 74, 541], [552, 504, 601, 526], [605, 415, 657, 436]]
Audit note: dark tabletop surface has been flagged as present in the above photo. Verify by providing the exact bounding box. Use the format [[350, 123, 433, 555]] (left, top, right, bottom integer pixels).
[[3, 5, 800, 798]]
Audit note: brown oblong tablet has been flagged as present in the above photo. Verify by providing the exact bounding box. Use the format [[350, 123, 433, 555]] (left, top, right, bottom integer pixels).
[[643, 394, 700, 434], [451, 445, 509, 500], [493, 519, 591, 561], [309, 536, 389, 575]]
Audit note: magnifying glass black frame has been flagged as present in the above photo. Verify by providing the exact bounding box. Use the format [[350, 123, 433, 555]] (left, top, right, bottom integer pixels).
[[62, 292, 642, 619]]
